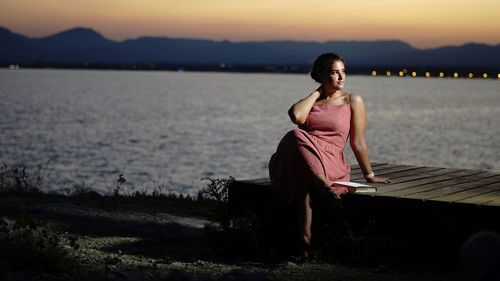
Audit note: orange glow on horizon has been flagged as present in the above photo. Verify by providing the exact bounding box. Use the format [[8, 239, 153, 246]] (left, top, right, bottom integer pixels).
[[0, 0, 499, 48]]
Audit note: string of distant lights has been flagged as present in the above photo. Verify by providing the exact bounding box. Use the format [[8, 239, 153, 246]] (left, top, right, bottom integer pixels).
[[7, 64, 500, 79], [371, 69, 500, 79]]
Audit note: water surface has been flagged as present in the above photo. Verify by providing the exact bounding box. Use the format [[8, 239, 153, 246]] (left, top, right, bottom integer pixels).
[[0, 69, 498, 194]]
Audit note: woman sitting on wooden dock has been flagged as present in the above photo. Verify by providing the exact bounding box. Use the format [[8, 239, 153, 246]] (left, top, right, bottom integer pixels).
[[269, 52, 390, 257]]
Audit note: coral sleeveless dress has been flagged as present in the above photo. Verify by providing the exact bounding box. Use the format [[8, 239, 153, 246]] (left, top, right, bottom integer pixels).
[[269, 103, 351, 204]]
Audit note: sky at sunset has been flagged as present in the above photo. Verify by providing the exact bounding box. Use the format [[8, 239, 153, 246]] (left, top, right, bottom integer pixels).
[[1, 0, 499, 49]]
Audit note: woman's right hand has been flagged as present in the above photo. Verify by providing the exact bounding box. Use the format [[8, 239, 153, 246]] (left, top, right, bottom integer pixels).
[[367, 176, 391, 184]]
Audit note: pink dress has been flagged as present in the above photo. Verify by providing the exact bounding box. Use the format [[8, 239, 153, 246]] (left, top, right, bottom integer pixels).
[[269, 103, 351, 204]]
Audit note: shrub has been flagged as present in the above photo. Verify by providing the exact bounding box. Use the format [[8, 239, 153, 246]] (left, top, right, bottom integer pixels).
[[0, 163, 49, 193], [0, 214, 81, 272]]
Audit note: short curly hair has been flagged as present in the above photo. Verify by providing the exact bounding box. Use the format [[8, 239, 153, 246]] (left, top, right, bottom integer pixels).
[[310, 53, 346, 83]]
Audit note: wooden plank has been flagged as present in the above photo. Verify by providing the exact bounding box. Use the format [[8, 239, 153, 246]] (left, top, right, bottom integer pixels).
[[351, 166, 444, 181], [458, 188, 500, 206], [405, 173, 500, 200], [483, 193, 500, 207], [366, 168, 465, 195], [451, 183, 500, 205], [435, 182, 500, 203], [382, 170, 485, 197], [367, 166, 447, 184]]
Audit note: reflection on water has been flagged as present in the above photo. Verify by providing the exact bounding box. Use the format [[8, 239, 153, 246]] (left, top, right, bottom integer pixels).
[[0, 69, 499, 195]]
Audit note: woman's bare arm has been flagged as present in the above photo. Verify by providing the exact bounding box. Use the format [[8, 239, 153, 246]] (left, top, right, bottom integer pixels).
[[288, 89, 321, 125], [349, 94, 390, 183]]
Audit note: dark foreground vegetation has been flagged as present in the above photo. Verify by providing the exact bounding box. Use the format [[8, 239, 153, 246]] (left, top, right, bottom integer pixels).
[[0, 163, 470, 281]]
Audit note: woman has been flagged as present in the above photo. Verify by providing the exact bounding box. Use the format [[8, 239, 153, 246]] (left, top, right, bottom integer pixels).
[[268, 52, 390, 257]]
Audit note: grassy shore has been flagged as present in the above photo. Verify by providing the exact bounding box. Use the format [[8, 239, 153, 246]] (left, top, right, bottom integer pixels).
[[0, 164, 468, 281]]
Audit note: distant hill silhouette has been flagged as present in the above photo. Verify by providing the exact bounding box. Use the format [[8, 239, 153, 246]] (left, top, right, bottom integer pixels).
[[1, 26, 499, 72]]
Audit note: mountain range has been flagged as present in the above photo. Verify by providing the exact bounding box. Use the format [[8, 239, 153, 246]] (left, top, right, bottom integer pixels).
[[1, 26, 499, 71]]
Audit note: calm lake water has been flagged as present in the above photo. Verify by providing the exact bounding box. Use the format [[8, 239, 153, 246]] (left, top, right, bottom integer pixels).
[[1, 69, 499, 195]]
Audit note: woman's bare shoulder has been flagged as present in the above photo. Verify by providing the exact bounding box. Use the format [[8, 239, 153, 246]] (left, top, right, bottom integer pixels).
[[347, 93, 364, 104]]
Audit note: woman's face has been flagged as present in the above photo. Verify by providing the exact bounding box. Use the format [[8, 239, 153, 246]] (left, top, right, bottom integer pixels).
[[323, 60, 346, 90]]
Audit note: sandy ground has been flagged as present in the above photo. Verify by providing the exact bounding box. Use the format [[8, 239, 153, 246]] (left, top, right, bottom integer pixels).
[[0, 194, 468, 281]]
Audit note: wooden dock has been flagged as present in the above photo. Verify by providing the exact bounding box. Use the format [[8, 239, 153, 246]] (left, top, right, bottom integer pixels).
[[228, 163, 500, 265], [349, 163, 500, 206], [232, 162, 500, 207]]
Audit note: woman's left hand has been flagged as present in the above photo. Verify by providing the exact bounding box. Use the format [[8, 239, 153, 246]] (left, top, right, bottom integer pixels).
[[367, 176, 391, 184]]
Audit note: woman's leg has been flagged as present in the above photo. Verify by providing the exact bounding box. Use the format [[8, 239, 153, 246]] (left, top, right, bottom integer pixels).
[[297, 175, 338, 257], [296, 191, 312, 257]]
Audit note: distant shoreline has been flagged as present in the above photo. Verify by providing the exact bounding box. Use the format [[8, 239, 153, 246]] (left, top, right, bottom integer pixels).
[[3, 63, 499, 79]]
